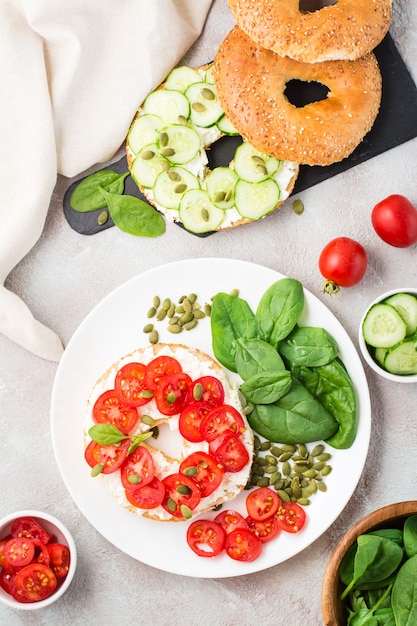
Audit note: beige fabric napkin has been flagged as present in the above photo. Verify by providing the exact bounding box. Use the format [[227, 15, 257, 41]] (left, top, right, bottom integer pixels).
[[0, 0, 213, 361]]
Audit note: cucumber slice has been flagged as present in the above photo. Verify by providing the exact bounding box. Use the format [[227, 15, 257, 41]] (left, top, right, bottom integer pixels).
[[143, 89, 190, 124], [131, 144, 169, 189], [384, 340, 417, 375], [164, 66, 203, 93], [156, 124, 201, 165], [206, 167, 238, 209], [179, 189, 224, 233], [234, 142, 280, 183], [153, 167, 200, 210], [234, 179, 280, 220], [204, 65, 215, 84], [362, 303, 407, 348], [374, 347, 388, 366], [185, 82, 224, 128], [127, 114, 162, 154], [384, 293, 417, 336], [216, 115, 240, 136]]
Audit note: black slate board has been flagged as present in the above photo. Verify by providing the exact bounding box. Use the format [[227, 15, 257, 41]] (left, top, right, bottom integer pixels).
[[63, 33, 417, 236]]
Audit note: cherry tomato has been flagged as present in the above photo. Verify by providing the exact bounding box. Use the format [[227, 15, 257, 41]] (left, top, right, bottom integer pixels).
[[155, 372, 192, 416], [0, 569, 16, 594], [161, 473, 202, 519], [46, 544, 71, 579], [11, 517, 50, 545], [209, 431, 249, 473], [120, 445, 155, 490], [186, 520, 226, 557], [245, 515, 280, 543], [0, 538, 15, 573], [178, 401, 213, 443], [276, 501, 307, 533], [125, 477, 165, 509], [4, 537, 35, 568], [114, 362, 151, 407], [32, 539, 50, 566], [144, 355, 182, 391], [92, 389, 139, 434], [84, 439, 130, 474], [189, 376, 225, 406], [12, 563, 57, 603], [214, 510, 248, 535], [225, 528, 262, 562], [371, 194, 417, 247], [318, 237, 367, 294], [246, 487, 280, 522], [179, 451, 224, 497], [201, 404, 245, 443]]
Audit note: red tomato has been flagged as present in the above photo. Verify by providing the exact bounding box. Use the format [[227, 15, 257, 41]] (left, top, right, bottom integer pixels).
[[225, 528, 262, 562], [276, 501, 307, 533], [214, 510, 248, 535], [371, 194, 417, 247], [4, 537, 35, 568], [201, 404, 245, 442], [144, 355, 182, 391], [32, 539, 50, 566], [209, 431, 249, 473], [92, 389, 139, 434], [161, 473, 202, 519], [179, 451, 224, 497], [46, 544, 71, 579], [186, 520, 226, 557], [318, 237, 367, 293], [0, 538, 15, 573], [114, 362, 151, 407], [12, 563, 57, 603], [84, 439, 130, 474], [246, 487, 280, 522], [120, 445, 155, 490], [0, 569, 16, 594], [11, 517, 50, 545], [178, 401, 213, 442], [189, 376, 225, 406], [125, 477, 165, 509], [246, 515, 280, 543], [155, 372, 192, 416]]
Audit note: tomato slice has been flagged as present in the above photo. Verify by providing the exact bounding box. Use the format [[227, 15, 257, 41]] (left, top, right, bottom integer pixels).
[[214, 510, 248, 535], [84, 439, 130, 474], [121, 445, 155, 490], [179, 451, 224, 497], [189, 376, 225, 406], [0, 569, 16, 594], [114, 362, 152, 407], [125, 477, 165, 509], [12, 563, 57, 603], [11, 517, 50, 545], [225, 528, 262, 562], [209, 431, 250, 473], [246, 515, 281, 543], [162, 473, 202, 519], [155, 372, 192, 416], [32, 538, 50, 566], [201, 404, 245, 442], [246, 487, 280, 522], [92, 389, 139, 434], [4, 537, 35, 568], [46, 544, 70, 579], [145, 355, 182, 391], [178, 401, 213, 443], [186, 520, 226, 557], [0, 538, 15, 573], [276, 502, 307, 533]]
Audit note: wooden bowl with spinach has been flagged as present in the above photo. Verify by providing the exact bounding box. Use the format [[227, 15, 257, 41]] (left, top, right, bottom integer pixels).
[[322, 501, 417, 625]]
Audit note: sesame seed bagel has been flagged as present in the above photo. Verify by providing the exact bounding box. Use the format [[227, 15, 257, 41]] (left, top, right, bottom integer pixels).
[[213, 27, 382, 167], [227, 0, 392, 63]]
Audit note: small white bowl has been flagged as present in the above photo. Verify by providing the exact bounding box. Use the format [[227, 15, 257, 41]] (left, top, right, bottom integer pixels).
[[0, 510, 76, 610], [358, 287, 417, 383]]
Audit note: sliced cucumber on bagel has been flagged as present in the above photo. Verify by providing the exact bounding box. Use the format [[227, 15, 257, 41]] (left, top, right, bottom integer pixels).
[[153, 167, 200, 210], [127, 114, 162, 154], [164, 65, 203, 92], [179, 189, 225, 233], [235, 179, 280, 220], [143, 89, 190, 124], [234, 143, 280, 183], [131, 144, 170, 189], [156, 124, 201, 165], [185, 82, 224, 128], [206, 167, 238, 210]]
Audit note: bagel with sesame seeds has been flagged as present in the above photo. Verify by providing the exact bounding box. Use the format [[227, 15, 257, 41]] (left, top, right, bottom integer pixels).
[[227, 0, 392, 63], [213, 27, 382, 167]]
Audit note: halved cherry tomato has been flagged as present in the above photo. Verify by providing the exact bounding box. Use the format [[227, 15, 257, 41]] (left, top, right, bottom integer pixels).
[[144, 355, 182, 391], [225, 528, 262, 562], [46, 544, 70, 579], [84, 439, 130, 474], [214, 510, 248, 535], [11, 517, 50, 544], [209, 431, 249, 473], [121, 445, 155, 490], [0, 569, 16, 594], [4, 537, 35, 568], [12, 563, 57, 603], [201, 404, 245, 442], [0, 538, 15, 573], [186, 520, 226, 557], [179, 451, 224, 497], [125, 477, 165, 509], [114, 362, 152, 407], [246, 487, 280, 522], [161, 473, 201, 519], [92, 389, 139, 434], [178, 401, 213, 442], [32, 538, 50, 566], [276, 501, 307, 533], [189, 376, 225, 406], [246, 515, 281, 543], [155, 372, 192, 416]]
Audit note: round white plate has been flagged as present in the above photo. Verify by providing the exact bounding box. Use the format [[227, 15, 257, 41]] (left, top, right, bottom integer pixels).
[[51, 258, 371, 577]]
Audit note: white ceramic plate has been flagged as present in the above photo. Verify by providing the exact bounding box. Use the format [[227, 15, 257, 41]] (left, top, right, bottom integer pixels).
[[51, 258, 371, 577]]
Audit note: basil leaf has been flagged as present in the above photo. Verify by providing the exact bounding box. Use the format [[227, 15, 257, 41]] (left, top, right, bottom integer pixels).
[[70, 170, 128, 212], [127, 432, 153, 455], [88, 423, 126, 446], [99, 187, 165, 237], [255, 278, 304, 346]]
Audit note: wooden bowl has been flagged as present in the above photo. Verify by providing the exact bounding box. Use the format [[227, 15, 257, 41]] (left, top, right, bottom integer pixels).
[[321, 501, 417, 625]]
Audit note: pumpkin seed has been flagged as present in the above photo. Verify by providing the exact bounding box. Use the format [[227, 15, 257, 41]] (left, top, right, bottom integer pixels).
[[159, 131, 169, 147], [143, 323, 154, 333], [149, 329, 159, 344], [204, 303, 212, 316], [174, 183, 187, 194], [162, 148, 175, 157], [193, 309, 205, 319], [166, 498, 176, 512], [167, 303, 176, 318], [265, 455, 277, 465], [127, 475, 141, 485], [168, 324, 182, 334], [141, 414, 155, 426], [229, 288, 239, 297], [292, 198, 304, 215], [176, 484, 192, 496], [297, 497, 310, 506], [147, 307, 156, 318], [188, 293, 197, 304], [321, 465, 332, 476], [278, 451, 293, 462], [282, 461, 291, 476], [214, 191, 226, 203], [168, 170, 181, 182], [97, 210, 108, 225], [270, 446, 283, 456], [183, 466, 198, 477], [91, 463, 104, 477], [257, 477, 270, 487], [193, 383, 203, 401], [141, 150, 155, 160], [156, 308, 167, 321], [184, 319, 198, 331], [317, 481, 327, 492], [317, 453, 332, 462], [201, 87, 215, 100], [259, 441, 271, 451], [192, 102, 206, 113], [311, 444, 324, 457], [278, 490, 290, 503], [182, 298, 192, 312]]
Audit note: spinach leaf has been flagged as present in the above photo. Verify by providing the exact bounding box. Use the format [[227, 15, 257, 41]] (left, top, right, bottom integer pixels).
[[70, 170, 129, 212], [403, 515, 417, 557], [373, 608, 395, 625], [255, 278, 304, 346], [247, 377, 338, 443], [279, 326, 339, 366], [234, 337, 287, 380], [240, 370, 292, 404], [99, 187, 165, 237], [369, 529, 404, 548], [210, 292, 258, 372], [347, 609, 378, 625], [392, 554, 417, 625]]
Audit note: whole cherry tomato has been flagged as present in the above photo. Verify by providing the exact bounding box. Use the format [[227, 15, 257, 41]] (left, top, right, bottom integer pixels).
[[318, 237, 367, 294], [371, 194, 417, 247]]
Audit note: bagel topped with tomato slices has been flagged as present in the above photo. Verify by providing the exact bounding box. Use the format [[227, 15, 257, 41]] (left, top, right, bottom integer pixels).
[[84, 343, 254, 522]]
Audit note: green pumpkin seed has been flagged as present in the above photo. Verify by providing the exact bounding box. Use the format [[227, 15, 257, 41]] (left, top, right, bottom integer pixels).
[[193, 383, 203, 401], [141, 150, 155, 160], [292, 198, 304, 215], [180, 311, 193, 324], [201, 87, 215, 100], [159, 131, 169, 147], [311, 444, 324, 457], [278, 490, 290, 503], [167, 498, 176, 512], [193, 309, 205, 319], [214, 191, 226, 203], [168, 324, 182, 334], [97, 210, 108, 225], [91, 463, 104, 477], [168, 170, 181, 182], [141, 414, 155, 426], [192, 102, 206, 113], [321, 465, 332, 476], [162, 148, 176, 157], [143, 323, 154, 333], [149, 330, 159, 344], [317, 481, 327, 492], [156, 308, 167, 321], [167, 303, 176, 318], [183, 466, 198, 477], [297, 497, 310, 506], [128, 474, 142, 485], [257, 477, 270, 487], [147, 307, 156, 318], [317, 453, 332, 462], [174, 183, 187, 194], [176, 484, 192, 496], [259, 441, 271, 451], [204, 303, 212, 316], [184, 319, 198, 331]]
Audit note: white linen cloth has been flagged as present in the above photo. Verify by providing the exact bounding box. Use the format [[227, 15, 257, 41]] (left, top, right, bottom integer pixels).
[[0, 0, 213, 361]]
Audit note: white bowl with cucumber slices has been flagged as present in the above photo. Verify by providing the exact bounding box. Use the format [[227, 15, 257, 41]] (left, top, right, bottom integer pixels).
[[359, 288, 417, 381]]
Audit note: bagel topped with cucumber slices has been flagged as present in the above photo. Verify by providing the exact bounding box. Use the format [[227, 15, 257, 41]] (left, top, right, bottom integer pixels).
[[126, 63, 299, 234]]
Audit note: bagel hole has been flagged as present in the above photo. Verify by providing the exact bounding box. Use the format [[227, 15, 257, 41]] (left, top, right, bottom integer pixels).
[[147, 421, 184, 460], [284, 79, 329, 107], [207, 134, 243, 169], [299, 0, 338, 12]]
